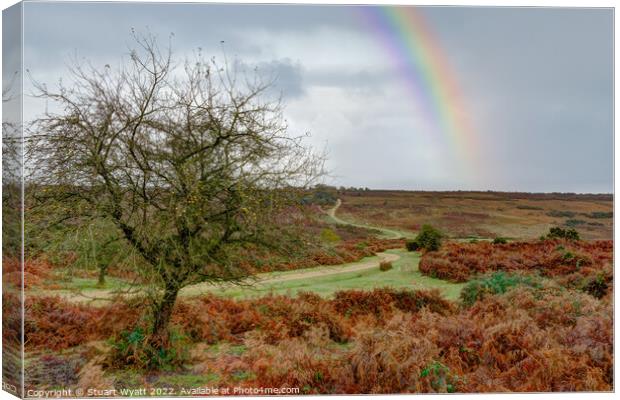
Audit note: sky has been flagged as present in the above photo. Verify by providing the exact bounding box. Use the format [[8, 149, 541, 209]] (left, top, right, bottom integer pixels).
[[5, 2, 614, 193]]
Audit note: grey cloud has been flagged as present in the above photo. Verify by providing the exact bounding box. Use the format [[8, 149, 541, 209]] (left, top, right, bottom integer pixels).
[[16, 3, 614, 192], [255, 59, 305, 100]]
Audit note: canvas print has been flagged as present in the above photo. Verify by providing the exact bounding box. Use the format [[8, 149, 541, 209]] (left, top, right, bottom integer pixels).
[[2, 1, 614, 397]]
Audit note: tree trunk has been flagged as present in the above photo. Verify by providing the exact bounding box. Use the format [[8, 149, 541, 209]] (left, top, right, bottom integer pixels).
[[149, 284, 180, 349], [97, 266, 106, 287]]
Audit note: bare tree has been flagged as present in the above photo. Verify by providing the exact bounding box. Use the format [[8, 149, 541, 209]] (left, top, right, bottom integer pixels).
[[27, 33, 325, 351]]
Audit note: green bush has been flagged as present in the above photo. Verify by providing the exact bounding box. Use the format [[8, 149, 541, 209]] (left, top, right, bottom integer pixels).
[[413, 225, 443, 252], [586, 211, 613, 219], [420, 361, 460, 393], [300, 190, 337, 206], [107, 326, 189, 371], [355, 241, 368, 250], [583, 274, 609, 299], [565, 219, 586, 227], [379, 261, 393, 271], [516, 205, 543, 210], [320, 228, 341, 243], [460, 272, 540, 306], [405, 240, 419, 251], [546, 210, 576, 218], [545, 227, 580, 240], [492, 237, 508, 244]]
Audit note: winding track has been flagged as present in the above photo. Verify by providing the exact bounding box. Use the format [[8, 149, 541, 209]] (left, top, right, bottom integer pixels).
[[325, 199, 410, 240]]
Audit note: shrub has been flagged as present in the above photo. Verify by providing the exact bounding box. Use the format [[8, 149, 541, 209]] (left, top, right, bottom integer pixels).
[[320, 228, 341, 243], [355, 241, 368, 250], [546, 210, 576, 218], [414, 225, 443, 252], [516, 205, 543, 210], [460, 272, 540, 306], [492, 237, 507, 245], [106, 326, 190, 370], [582, 274, 610, 299], [379, 261, 393, 271], [546, 227, 580, 240], [586, 211, 612, 219], [405, 240, 419, 251], [419, 361, 460, 393], [300, 190, 337, 206], [565, 219, 586, 227]]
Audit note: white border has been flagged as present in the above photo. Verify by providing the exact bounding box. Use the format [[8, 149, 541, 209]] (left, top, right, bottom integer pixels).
[[0, 1, 616, 400]]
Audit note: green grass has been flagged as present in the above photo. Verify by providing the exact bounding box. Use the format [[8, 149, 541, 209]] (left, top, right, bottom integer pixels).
[[185, 249, 464, 301], [156, 372, 220, 388], [41, 276, 135, 293]]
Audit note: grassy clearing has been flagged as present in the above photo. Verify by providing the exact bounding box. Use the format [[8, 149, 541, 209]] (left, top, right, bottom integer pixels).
[[185, 249, 464, 301]]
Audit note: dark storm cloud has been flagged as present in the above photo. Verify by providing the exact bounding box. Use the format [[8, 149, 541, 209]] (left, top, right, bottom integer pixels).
[[18, 2, 614, 192]]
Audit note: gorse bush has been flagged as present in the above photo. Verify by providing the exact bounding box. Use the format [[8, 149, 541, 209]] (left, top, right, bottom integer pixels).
[[546, 227, 580, 240], [410, 225, 443, 252], [460, 272, 540, 306], [582, 273, 610, 299], [565, 219, 586, 228], [492, 237, 507, 245], [300, 190, 337, 206], [546, 210, 576, 218], [320, 228, 341, 244], [516, 205, 543, 210], [586, 211, 613, 219], [405, 240, 419, 251]]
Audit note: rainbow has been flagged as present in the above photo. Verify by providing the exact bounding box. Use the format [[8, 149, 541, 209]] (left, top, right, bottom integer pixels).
[[355, 6, 479, 177]]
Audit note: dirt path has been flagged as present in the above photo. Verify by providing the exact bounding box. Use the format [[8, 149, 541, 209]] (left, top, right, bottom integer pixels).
[[180, 251, 401, 297], [325, 199, 408, 239], [263, 252, 400, 283]]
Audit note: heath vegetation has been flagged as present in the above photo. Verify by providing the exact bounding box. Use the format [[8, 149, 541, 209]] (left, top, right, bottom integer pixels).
[[5, 33, 613, 395]]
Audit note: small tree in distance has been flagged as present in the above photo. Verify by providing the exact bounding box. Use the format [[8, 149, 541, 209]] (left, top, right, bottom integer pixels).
[[407, 224, 443, 252], [27, 32, 325, 360], [545, 227, 580, 241]]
